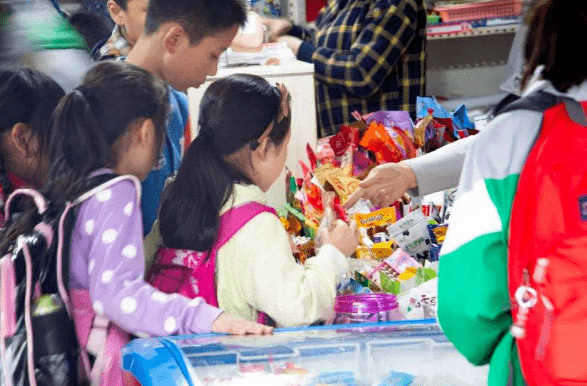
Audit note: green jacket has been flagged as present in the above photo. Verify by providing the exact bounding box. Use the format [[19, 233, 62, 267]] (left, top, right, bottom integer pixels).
[[437, 78, 587, 385]]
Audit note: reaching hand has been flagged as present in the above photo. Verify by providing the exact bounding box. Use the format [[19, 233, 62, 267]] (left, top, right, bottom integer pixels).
[[211, 312, 273, 335], [262, 18, 293, 42], [344, 162, 417, 209], [320, 219, 359, 257]]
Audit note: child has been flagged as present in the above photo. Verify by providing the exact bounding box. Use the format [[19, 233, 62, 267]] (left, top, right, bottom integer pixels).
[[125, 0, 248, 234], [438, 1, 587, 385], [150, 74, 358, 327], [43, 61, 271, 384], [0, 67, 65, 225], [94, 0, 148, 60]]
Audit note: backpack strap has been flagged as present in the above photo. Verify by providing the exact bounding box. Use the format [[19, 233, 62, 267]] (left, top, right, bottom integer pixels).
[[494, 89, 587, 127], [216, 202, 278, 249]]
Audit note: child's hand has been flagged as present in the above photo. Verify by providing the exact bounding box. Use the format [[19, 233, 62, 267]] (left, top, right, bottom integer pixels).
[[323, 220, 359, 257], [212, 312, 273, 335]]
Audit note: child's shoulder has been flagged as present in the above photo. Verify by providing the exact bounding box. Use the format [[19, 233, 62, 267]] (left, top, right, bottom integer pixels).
[[80, 175, 141, 212]]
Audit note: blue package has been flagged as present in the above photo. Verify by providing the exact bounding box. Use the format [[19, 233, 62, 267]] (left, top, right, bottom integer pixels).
[[377, 371, 415, 386], [416, 96, 451, 120], [312, 371, 358, 386], [451, 104, 475, 131]]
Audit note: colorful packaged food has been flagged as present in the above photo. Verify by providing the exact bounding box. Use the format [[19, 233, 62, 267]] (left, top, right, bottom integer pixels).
[[413, 114, 433, 148], [382, 248, 422, 274], [428, 223, 448, 244], [360, 122, 403, 163], [355, 207, 397, 228], [371, 241, 397, 260], [386, 210, 432, 261]]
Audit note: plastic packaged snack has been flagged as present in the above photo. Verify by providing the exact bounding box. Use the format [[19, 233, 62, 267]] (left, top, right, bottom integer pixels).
[[360, 122, 403, 163], [355, 207, 397, 228], [376, 371, 415, 386], [386, 211, 432, 261], [383, 248, 422, 274]]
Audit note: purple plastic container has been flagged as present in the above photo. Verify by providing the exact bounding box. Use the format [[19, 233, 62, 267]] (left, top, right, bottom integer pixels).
[[333, 293, 404, 324]]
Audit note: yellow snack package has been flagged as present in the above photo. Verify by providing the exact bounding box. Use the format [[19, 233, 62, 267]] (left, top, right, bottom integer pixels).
[[371, 241, 397, 260], [398, 267, 418, 281], [354, 207, 397, 228]]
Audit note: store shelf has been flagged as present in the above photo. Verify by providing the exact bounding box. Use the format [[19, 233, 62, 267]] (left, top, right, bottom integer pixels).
[[428, 23, 519, 39]]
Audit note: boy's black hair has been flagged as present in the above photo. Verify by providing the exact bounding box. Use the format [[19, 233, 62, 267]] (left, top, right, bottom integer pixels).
[[144, 0, 247, 44], [112, 0, 129, 10], [45, 60, 170, 203], [159, 74, 291, 254], [522, 0, 587, 92], [69, 11, 111, 50], [0, 67, 65, 196]]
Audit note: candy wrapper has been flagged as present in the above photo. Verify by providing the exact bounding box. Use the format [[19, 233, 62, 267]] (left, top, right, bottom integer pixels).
[[355, 207, 397, 229], [382, 248, 422, 274], [364, 110, 414, 138], [427, 224, 448, 245], [360, 122, 403, 163], [386, 210, 433, 261]]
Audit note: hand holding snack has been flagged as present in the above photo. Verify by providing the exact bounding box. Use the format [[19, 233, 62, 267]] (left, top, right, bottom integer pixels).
[[212, 312, 273, 335], [344, 161, 417, 209], [322, 220, 359, 257]]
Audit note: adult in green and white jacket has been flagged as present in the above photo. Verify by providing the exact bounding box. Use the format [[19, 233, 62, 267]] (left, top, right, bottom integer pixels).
[[438, 1, 587, 385]]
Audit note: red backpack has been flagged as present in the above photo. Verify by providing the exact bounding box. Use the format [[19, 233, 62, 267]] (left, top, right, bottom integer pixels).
[[508, 92, 587, 385]]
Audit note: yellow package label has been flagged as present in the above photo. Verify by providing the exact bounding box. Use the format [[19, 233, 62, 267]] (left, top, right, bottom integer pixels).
[[398, 267, 417, 281], [371, 241, 396, 260], [355, 207, 397, 228]]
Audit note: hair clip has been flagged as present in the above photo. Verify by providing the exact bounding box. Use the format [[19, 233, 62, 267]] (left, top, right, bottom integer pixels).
[[275, 82, 290, 123]]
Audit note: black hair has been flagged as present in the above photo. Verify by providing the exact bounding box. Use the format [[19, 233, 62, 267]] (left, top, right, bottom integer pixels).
[[159, 74, 291, 253], [113, 0, 129, 10], [144, 0, 247, 44], [69, 11, 111, 50], [45, 60, 169, 202], [0, 67, 65, 196], [522, 0, 587, 92]]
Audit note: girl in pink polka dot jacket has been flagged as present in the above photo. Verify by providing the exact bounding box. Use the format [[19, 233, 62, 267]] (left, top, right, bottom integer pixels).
[[39, 61, 272, 384]]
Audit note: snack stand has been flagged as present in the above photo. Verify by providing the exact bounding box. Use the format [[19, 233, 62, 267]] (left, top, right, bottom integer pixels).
[[122, 320, 489, 386]]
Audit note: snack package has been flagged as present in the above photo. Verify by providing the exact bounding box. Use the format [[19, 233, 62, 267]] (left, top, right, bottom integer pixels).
[[376, 371, 415, 386], [355, 207, 397, 228], [383, 249, 422, 274], [360, 122, 403, 163], [386, 210, 433, 261], [427, 224, 448, 244], [371, 240, 397, 260], [352, 147, 375, 177], [413, 114, 433, 148], [364, 110, 415, 138]]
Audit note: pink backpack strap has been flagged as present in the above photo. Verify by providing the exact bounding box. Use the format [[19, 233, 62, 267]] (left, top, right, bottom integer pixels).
[[216, 202, 278, 248], [216, 202, 277, 325]]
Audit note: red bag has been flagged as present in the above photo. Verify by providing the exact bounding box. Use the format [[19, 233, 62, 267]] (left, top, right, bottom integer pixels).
[[508, 95, 587, 386]]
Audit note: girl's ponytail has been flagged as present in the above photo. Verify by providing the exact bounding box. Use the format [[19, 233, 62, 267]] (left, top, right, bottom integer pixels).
[[159, 130, 249, 252], [158, 73, 291, 254], [44, 61, 169, 202], [48, 88, 113, 199]]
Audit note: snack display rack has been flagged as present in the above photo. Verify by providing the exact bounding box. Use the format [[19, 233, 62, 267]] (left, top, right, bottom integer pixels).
[[122, 320, 489, 386]]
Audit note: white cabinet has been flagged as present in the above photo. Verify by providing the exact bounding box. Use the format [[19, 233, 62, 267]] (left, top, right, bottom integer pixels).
[[187, 60, 317, 211]]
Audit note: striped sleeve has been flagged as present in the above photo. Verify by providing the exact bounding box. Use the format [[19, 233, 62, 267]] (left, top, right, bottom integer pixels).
[[309, 0, 420, 98]]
